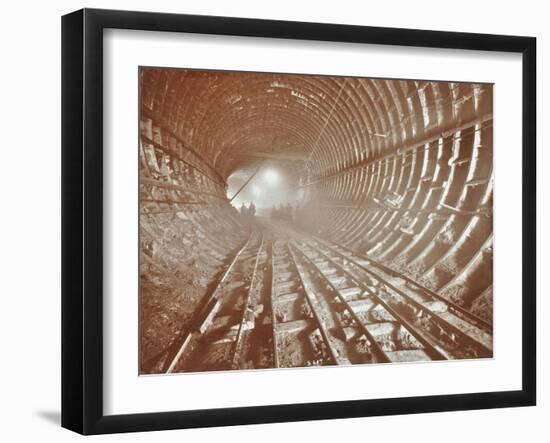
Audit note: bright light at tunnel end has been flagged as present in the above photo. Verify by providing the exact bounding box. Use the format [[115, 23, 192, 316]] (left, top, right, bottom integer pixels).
[[263, 168, 280, 185]]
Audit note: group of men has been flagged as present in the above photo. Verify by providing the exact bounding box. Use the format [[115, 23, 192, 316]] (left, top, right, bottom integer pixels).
[[238, 201, 300, 225], [270, 203, 294, 222], [239, 202, 256, 221]]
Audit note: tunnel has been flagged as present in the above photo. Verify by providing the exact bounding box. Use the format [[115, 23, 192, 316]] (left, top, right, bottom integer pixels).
[[139, 68, 493, 374]]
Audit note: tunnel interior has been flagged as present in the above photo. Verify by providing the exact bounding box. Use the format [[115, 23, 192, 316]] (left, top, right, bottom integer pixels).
[[139, 68, 493, 374]]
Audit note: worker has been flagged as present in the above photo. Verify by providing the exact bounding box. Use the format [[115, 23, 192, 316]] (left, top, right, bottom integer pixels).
[[286, 203, 292, 222]]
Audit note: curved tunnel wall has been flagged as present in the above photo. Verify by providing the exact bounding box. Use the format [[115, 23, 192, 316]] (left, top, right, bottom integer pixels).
[[138, 68, 493, 368]]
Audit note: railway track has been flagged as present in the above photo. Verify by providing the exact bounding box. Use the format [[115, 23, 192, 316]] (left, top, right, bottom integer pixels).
[[336, 243, 493, 334], [288, 241, 447, 363], [164, 231, 266, 373], [162, 222, 493, 373], [270, 239, 337, 368], [292, 236, 493, 360]]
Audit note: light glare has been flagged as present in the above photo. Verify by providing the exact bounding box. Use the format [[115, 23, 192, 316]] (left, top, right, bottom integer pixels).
[[263, 169, 279, 185]]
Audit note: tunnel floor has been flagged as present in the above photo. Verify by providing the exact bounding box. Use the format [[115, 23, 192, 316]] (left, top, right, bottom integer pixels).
[[141, 217, 493, 375]]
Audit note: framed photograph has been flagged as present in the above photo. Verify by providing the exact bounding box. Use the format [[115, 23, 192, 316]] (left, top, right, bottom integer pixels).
[[62, 8, 536, 434]]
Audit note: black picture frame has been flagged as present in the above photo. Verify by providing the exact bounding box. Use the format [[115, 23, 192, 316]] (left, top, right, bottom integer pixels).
[[61, 8, 537, 435]]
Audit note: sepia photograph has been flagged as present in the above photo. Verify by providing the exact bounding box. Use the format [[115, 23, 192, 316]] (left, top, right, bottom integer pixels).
[[139, 67, 494, 375]]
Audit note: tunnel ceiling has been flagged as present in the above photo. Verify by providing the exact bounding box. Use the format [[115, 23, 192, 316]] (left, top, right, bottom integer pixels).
[[140, 68, 492, 186]]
